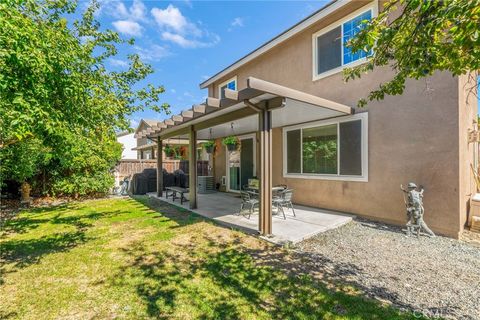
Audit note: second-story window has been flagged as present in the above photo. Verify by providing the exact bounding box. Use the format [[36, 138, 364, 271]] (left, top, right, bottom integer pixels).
[[342, 10, 372, 64], [218, 76, 237, 99], [313, 4, 375, 80]]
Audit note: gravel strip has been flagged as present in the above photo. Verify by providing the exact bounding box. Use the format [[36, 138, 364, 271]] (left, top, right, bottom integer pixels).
[[295, 219, 480, 320]]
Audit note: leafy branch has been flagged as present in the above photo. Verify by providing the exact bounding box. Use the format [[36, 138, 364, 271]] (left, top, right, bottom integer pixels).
[[344, 0, 480, 107]]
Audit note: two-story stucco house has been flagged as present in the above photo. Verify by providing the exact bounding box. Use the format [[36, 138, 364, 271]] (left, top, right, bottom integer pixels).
[[136, 0, 478, 239]]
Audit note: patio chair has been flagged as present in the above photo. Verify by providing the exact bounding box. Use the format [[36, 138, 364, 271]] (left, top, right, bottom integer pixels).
[[273, 189, 295, 219], [272, 184, 287, 199], [239, 191, 259, 219]]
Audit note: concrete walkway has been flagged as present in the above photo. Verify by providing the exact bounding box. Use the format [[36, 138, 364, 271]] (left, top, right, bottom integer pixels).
[[147, 191, 353, 244]]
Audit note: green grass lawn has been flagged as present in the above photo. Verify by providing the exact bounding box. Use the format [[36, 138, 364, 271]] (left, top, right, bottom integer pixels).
[[0, 196, 423, 319]]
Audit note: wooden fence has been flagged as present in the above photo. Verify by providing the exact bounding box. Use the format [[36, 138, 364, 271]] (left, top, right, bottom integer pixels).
[[179, 160, 209, 176], [114, 159, 179, 186], [114, 159, 209, 187]]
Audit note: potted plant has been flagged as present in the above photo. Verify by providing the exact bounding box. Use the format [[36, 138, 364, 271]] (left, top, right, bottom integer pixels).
[[164, 144, 175, 158], [222, 136, 239, 151], [203, 140, 216, 154], [178, 146, 187, 160]]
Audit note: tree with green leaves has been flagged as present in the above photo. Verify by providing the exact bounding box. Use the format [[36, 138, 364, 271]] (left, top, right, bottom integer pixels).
[[0, 0, 169, 197], [47, 128, 123, 197], [344, 0, 480, 107], [0, 137, 51, 200]]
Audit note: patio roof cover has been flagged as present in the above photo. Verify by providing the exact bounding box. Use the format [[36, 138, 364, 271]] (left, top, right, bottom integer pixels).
[[135, 77, 354, 140], [148, 77, 354, 236]]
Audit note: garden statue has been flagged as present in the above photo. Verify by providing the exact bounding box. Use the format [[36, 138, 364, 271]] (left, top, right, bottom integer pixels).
[[119, 176, 130, 196], [400, 183, 435, 238], [20, 182, 32, 206]]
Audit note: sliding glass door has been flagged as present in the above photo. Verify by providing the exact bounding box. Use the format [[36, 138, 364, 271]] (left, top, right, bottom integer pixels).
[[227, 149, 241, 191], [227, 135, 255, 192]]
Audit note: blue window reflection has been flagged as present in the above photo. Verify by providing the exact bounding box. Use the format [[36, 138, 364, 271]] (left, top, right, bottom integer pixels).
[[227, 81, 236, 90], [343, 10, 372, 65]]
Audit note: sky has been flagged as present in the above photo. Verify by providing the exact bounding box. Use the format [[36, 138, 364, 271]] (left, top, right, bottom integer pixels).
[[80, 0, 480, 126], [79, 0, 331, 128]]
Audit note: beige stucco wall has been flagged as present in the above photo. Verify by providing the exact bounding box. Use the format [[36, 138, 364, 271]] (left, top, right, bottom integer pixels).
[[207, 1, 477, 238], [213, 139, 226, 187], [458, 73, 478, 230], [268, 73, 467, 238]]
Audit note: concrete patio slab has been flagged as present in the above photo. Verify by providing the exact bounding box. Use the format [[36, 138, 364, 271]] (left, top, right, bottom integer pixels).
[[147, 191, 353, 244]]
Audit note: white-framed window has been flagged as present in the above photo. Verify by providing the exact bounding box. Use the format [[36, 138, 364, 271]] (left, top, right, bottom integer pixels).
[[218, 76, 237, 99], [144, 150, 152, 159], [283, 113, 368, 182], [312, 2, 378, 81]]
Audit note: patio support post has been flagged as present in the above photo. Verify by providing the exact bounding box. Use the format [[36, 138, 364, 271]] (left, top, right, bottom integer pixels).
[[258, 103, 273, 235], [188, 125, 198, 209], [156, 137, 163, 197]]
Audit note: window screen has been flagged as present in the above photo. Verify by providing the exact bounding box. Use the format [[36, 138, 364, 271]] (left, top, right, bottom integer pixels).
[[285, 117, 365, 178], [339, 120, 362, 175], [302, 125, 338, 174], [316, 26, 342, 74], [286, 129, 301, 173]]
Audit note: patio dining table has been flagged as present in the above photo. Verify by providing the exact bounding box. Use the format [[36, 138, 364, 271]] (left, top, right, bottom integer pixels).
[[245, 186, 285, 194], [240, 186, 293, 219], [245, 187, 287, 207]]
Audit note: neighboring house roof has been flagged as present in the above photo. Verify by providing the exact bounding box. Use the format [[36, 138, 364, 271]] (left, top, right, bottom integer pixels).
[[199, 0, 349, 89], [132, 138, 207, 150], [116, 130, 132, 137], [143, 119, 159, 127], [132, 144, 157, 151], [134, 119, 161, 134]]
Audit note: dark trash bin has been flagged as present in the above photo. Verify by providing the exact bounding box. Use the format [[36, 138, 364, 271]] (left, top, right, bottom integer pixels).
[[130, 168, 157, 195], [163, 169, 175, 190]]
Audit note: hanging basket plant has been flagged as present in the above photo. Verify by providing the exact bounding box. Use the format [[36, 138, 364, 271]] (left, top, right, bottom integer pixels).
[[178, 146, 188, 160], [164, 144, 175, 158], [203, 140, 216, 154], [222, 136, 239, 151]]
